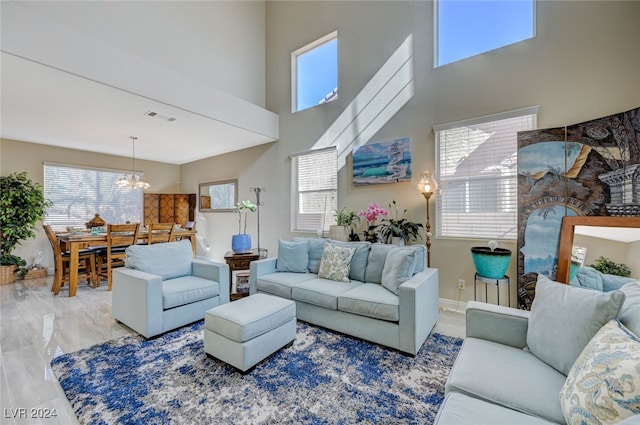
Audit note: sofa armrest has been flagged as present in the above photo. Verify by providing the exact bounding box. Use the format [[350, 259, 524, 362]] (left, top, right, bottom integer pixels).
[[191, 259, 230, 304], [112, 268, 164, 338], [465, 301, 530, 349], [398, 268, 440, 354], [249, 257, 277, 295]]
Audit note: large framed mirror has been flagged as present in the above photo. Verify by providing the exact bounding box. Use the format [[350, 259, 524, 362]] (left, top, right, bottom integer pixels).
[[199, 179, 238, 212], [556, 216, 640, 284]]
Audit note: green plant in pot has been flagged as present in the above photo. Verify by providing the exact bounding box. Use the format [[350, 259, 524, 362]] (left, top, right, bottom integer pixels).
[[378, 200, 423, 245], [331, 207, 360, 241], [232, 200, 257, 253], [0, 172, 52, 284], [589, 256, 631, 277]]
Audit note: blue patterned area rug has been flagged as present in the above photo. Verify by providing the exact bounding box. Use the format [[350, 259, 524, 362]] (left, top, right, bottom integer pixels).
[[51, 321, 462, 424]]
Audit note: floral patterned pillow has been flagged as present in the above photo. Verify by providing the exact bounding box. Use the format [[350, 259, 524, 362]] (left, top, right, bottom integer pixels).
[[318, 243, 356, 282], [560, 319, 640, 424]]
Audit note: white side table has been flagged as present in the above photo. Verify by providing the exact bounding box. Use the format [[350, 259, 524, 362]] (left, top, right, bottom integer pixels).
[[474, 273, 510, 307]]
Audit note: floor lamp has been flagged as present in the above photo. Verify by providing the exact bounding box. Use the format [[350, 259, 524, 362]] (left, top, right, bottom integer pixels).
[[418, 171, 438, 268]]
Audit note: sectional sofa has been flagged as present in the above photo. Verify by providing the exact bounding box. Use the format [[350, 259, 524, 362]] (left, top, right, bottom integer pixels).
[[434, 274, 640, 425], [249, 238, 439, 355]]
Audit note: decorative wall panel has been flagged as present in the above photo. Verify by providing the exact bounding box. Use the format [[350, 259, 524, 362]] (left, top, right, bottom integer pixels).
[[517, 107, 640, 304]]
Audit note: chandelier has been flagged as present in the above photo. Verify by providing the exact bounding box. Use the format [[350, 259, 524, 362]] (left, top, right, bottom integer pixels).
[[116, 136, 151, 189]]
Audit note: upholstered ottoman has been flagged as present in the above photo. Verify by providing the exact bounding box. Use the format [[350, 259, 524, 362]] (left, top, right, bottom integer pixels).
[[204, 293, 296, 372]]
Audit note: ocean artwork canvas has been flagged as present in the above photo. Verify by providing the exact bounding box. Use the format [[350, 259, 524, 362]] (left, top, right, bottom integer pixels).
[[352, 137, 412, 185]]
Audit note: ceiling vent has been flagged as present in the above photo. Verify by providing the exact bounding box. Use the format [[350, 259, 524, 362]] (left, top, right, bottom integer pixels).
[[145, 111, 176, 122]]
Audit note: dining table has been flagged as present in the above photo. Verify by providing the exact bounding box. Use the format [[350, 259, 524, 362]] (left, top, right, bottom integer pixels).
[[56, 228, 197, 297]]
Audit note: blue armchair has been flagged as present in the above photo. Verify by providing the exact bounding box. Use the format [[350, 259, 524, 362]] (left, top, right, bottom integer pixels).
[[112, 240, 229, 338]]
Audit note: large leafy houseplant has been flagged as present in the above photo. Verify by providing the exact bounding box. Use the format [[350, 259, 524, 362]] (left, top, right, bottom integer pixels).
[[378, 200, 423, 244], [0, 172, 52, 278], [589, 256, 631, 277]]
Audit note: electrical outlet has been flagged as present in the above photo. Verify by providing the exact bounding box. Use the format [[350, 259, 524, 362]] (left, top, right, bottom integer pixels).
[[458, 279, 466, 290]]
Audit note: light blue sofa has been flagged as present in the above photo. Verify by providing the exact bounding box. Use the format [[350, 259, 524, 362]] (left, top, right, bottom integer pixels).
[[434, 275, 640, 425], [249, 238, 439, 355], [112, 240, 229, 338]]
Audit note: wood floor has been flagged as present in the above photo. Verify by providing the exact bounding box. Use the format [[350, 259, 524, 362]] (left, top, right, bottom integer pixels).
[[0, 276, 465, 425]]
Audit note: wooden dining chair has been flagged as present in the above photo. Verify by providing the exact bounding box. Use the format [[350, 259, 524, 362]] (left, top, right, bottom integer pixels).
[[43, 225, 97, 295], [96, 223, 140, 290], [147, 222, 175, 244]]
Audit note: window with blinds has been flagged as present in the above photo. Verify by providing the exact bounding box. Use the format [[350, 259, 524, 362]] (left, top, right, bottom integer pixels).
[[44, 163, 143, 230], [291, 147, 337, 233], [435, 107, 538, 240]]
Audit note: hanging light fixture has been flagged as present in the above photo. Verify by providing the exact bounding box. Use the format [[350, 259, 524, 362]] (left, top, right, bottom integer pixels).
[[116, 136, 151, 189]]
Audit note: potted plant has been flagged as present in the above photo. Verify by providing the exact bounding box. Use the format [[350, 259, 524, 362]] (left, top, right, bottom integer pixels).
[[378, 200, 423, 245], [0, 172, 52, 284], [232, 200, 257, 253], [589, 256, 631, 277], [330, 207, 359, 241], [358, 203, 388, 242]]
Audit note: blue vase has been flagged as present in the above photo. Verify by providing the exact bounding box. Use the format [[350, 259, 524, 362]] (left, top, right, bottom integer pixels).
[[232, 234, 252, 253]]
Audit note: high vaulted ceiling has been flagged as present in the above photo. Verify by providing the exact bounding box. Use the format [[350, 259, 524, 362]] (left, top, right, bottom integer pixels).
[[0, 1, 279, 165]]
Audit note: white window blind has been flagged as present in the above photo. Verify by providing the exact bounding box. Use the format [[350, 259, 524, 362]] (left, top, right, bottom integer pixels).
[[44, 163, 143, 230], [435, 107, 538, 240], [291, 147, 337, 233]]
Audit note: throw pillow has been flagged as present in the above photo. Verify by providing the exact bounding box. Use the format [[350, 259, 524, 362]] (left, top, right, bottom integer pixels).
[[619, 281, 640, 337], [318, 243, 356, 282], [276, 240, 309, 273], [364, 244, 395, 284], [327, 240, 370, 282], [399, 245, 427, 274], [380, 247, 417, 295], [293, 237, 326, 274], [526, 274, 626, 375], [560, 319, 640, 424]]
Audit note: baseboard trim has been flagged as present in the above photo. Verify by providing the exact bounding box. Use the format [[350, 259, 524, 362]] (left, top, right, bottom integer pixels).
[[439, 297, 467, 314]]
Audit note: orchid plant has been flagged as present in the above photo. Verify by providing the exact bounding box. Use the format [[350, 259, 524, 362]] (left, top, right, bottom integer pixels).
[[235, 200, 257, 235], [358, 203, 388, 242]]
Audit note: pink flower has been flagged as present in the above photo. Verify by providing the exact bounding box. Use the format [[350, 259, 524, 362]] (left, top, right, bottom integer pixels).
[[358, 203, 388, 224]]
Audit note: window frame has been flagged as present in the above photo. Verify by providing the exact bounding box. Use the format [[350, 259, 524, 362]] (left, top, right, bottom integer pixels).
[[43, 162, 144, 230], [434, 106, 539, 241], [291, 31, 338, 113], [290, 147, 338, 233], [434, 0, 536, 67]]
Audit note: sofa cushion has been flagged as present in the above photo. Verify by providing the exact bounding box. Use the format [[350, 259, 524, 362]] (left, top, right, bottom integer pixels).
[[400, 244, 426, 273], [327, 240, 370, 282], [364, 244, 395, 284], [571, 266, 604, 291], [381, 247, 417, 295], [338, 283, 399, 322], [318, 243, 356, 282], [162, 275, 220, 310], [293, 237, 326, 273], [257, 272, 317, 299], [446, 337, 567, 424], [620, 281, 640, 336], [435, 392, 557, 425], [602, 273, 635, 292], [276, 239, 309, 273], [527, 274, 626, 375], [560, 319, 640, 424], [292, 278, 362, 310], [125, 240, 193, 280]]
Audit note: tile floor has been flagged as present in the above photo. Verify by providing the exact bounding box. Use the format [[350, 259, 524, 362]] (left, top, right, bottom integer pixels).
[[0, 276, 465, 425]]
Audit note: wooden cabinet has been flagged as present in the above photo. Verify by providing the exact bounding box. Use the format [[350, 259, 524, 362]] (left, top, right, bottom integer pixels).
[[144, 193, 196, 227]]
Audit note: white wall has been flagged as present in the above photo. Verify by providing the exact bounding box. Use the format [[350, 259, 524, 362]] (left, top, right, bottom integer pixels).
[[181, 1, 640, 304]]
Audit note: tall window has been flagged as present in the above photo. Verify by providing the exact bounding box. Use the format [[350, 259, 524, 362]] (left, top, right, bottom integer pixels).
[[291, 147, 337, 233], [435, 0, 535, 67], [44, 163, 143, 230], [292, 31, 338, 113], [435, 107, 538, 240]]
